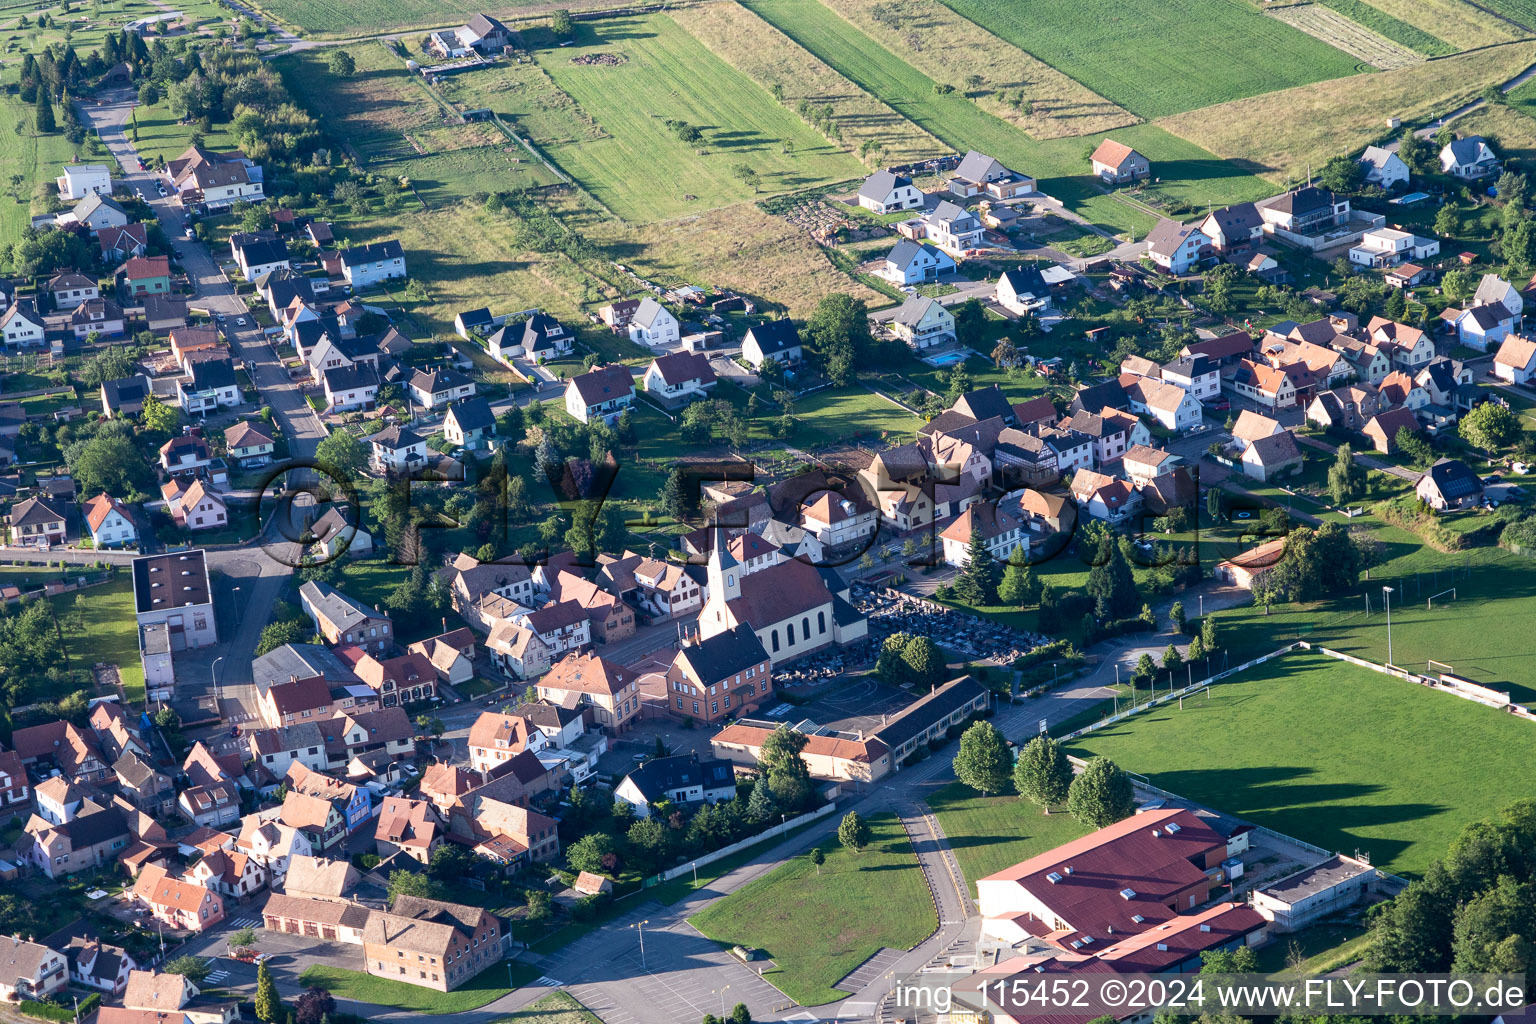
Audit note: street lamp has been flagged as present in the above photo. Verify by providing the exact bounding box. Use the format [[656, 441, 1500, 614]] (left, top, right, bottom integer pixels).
[[713, 986, 731, 1017], [211, 656, 225, 707], [1382, 586, 1394, 666], [629, 919, 650, 969]]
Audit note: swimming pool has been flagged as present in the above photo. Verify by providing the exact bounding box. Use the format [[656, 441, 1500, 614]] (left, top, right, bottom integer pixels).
[[925, 351, 968, 367], [1391, 191, 1431, 205]]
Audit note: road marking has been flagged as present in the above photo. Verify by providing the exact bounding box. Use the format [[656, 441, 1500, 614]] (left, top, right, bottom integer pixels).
[[533, 975, 562, 988]]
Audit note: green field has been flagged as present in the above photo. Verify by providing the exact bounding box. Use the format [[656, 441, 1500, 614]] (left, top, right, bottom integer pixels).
[[689, 812, 936, 1006], [250, 0, 521, 36], [790, 386, 925, 448], [1065, 654, 1536, 877], [938, 0, 1367, 119], [298, 961, 539, 1012], [130, 99, 243, 171], [926, 782, 1090, 896], [742, 0, 1272, 235], [1316, 0, 1457, 55], [531, 15, 866, 221], [0, 93, 77, 240], [1473, 0, 1536, 31]]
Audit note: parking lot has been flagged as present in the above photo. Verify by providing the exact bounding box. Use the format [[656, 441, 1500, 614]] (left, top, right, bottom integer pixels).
[[755, 677, 912, 736]]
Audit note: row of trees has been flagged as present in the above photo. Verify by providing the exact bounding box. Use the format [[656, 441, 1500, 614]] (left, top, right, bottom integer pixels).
[[952, 721, 1137, 828]]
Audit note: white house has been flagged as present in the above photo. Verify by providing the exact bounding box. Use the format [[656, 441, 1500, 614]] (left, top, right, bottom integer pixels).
[[921, 200, 985, 255], [367, 424, 428, 473], [857, 170, 922, 214], [995, 266, 1051, 315], [643, 351, 716, 403], [83, 493, 137, 548], [889, 295, 955, 349], [1, 301, 45, 348], [56, 164, 113, 201], [565, 364, 635, 425], [48, 271, 100, 310], [1348, 227, 1439, 268], [68, 194, 129, 235], [1124, 376, 1203, 431], [1145, 218, 1210, 275], [1493, 334, 1536, 385], [1160, 354, 1220, 402], [1440, 136, 1499, 179], [882, 239, 955, 285], [407, 367, 475, 410], [627, 298, 679, 349], [177, 358, 241, 414], [614, 754, 737, 818], [1358, 146, 1409, 190], [741, 319, 803, 370], [340, 240, 406, 289], [938, 502, 1023, 569], [233, 236, 291, 281]]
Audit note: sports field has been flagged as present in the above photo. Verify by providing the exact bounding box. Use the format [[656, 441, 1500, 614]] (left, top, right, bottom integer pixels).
[[1065, 654, 1536, 877], [531, 14, 866, 221], [938, 0, 1366, 120]]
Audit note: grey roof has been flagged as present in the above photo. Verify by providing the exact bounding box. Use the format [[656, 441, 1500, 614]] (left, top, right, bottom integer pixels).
[[622, 753, 736, 804], [253, 642, 361, 690], [323, 363, 380, 394], [465, 12, 508, 38], [368, 423, 425, 449], [886, 238, 928, 268], [632, 297, 672, 328], [892, 294, 943, 326], [858, 169, 911, 200], [1203, 202, 1262, 240], [1069, 381, 1128, 415], [298, 580, 387, 631], [102, 375, 151, 410], [745, 318, 801, 354], [1260, 186, 1338, 216], [998, 266, 1047, 299], [951, 150, 1006, 183], [446, 396, 496, 433], [235, 236, 289, 267], [72, 193, 125, 219], [409, 366, 472, 394], [1145, 218, 1204, 258], [341, 239, 405, 265], [521, 311, 568, 351], [457, 307, 493, 328], [929, 199, 977, 228], [1466, 304, 1508, 330], [871, 675, 987, 750], [188, 357, 237, 391], [676, 624, 768, 686], [1444, 136, 1494, 165], [1422, 457, 1482, 500]]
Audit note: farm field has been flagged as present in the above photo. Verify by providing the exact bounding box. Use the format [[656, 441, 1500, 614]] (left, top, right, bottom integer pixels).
[[1266, 4, 1422, 69], [1064, 654, 1536, 877], [1473, 0, 1536, 31], [1313, 0, 1457, 56], [531, 15, 866, 221], [248, 0, 556, 37], [689, 812, 936, 1006], [676, 1, 945, 165], [1349, 0, 1524, 49], [1156, 40, 1536, 182], [818, 0, 1137, 139], [742, 0, 1270, 236], [937, 0, 1366, 120]]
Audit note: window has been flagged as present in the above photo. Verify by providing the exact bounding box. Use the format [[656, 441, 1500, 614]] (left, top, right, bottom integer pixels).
[[818, 611, 826, 633], [771, 630, 779, 652], [785, 622, 794, 645], [711, 701, 718, 715], [692, 702, 699, 714]]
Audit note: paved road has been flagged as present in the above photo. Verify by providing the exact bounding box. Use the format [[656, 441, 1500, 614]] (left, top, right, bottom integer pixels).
[[1383, 55, 1536, 151]]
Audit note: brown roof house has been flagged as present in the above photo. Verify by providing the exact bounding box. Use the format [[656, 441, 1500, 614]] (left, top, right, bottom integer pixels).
[[1362, 407, 1421, 453], [1090, 139, 1150, 184]]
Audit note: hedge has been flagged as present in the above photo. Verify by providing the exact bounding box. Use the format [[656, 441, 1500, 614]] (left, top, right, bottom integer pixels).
[[20, 1002, 73, 1023]]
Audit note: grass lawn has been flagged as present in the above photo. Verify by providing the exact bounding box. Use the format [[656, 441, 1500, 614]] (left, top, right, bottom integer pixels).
[[298, 961, 539, 1012], [1064, 654, 1536, 877], [0, 95, 75, 239], [648, 818, 828, 906], [489, 992, 602, 1024], [689, 812, 936, 1006], [938, 0, 1366, 120], [531, 14, 866, 221], [926, 782, 1089, 895], [54, 576, 146, 705], [789, 386, 925, 448], [741, 0, 1270, 237], [130, 98, 242, 170], [1252, 923, 1370, 975]]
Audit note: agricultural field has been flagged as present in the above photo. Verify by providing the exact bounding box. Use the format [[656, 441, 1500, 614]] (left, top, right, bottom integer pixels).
[[0, 0, 229, 58], [937, 0, 1366, 120], [1312, 0, 1457, 56], [1065, 654, 1536, 877], [530, 14, 865, 221], [1156, 40, 1536, 183], [274, 41, 452, 163], [247, 0, 606, 37], [818, 0, 1138, 139], [1474, 0, 1536, 32], [676, 1, 945, 165], [0, 92, 77, 240], [432, 57, 607, 149], [1266, 4, 1423, 69], [1348, 0, 1525, 49]]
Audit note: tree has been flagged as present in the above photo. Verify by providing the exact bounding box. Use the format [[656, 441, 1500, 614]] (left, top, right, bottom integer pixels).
[[760, 724, 814, 811], [998, 547, 1040, 607], [228, 928, 257, 951], [809, 847, 824, 874], [567, 833, 617, 874], [326, 49, 355, 76], [745, 777, 776, 822], [550, 8, 574, 37], [1200, 615, 1219, 655], [1328, 443, 1364, 503], [1187, 634, 1206, 663], [1383, 287, 1408, 321], [1435, 203, 1460, 238], [1319, 154, 1364, 194], [838, 810, 870, 854], [952, 529, 999, 605], [254, 962, 282, 1023], [1169, 600, 1186, 633], [1068, 756, 1136, 829], [730, 1004, 752, 1024], [1267, 522, 1363, 603], [427, 842, 475, 882], [1497, 169, 1530, 209], [661, 468, 693, 523], [34, 92, 55, 133], [315, 429, 367, 479], [164, 955, 212, 983], [991, 336, 1020, 369], [1014, 735, 1073, 813], [901, 634, 944, 688], [731, 163, 760, 192], [953, 720, 1011, 796], [1161, 644, 1182, 673], [1441, 267, 1476, 302], [141, 393, 179, 436], [952, 298, 987, 346], [1085, 534, 1138, 620], [627, 816, 670, 871], [386, 869, 435, 902], [805, 293, 874, 385], [293, 988, 335, 1024], [1133, 652, 1157, 689], [256, 618, 310, 655], [65, 431, 153, 500], [1460, 401, 1519, 455]]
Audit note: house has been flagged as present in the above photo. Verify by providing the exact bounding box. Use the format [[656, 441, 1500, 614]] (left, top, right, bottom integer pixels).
[[857, 170, 922, 213], [630, 556, 703, 622], [443, 397, 496, 450], [939, 502, 1023, 568], [995, 266, 1053, 316], [1494, 334, 1536, 384], [597, 299, 641, 330], [162, 477, 227, 531], [344, 647, 439, 708], [1145, 218, 1210, 275], [1258, 186, 1354, 243], [882, 239, 955, 285], [1070, 468, 1139, 522], [440, 13, 512, 55], [490, 311, 573, 364], [564, 364, 635, 425], [159, 435, 214, 475], [1240, 430, 1303, 482], [374, 797, 443, 864], [407, 367, 475, 410], [34, 776, 94, 823], [70, 297, 127, 339], [1123, 376, 1203, 431], [142, 294, 187, 332], [1384, 263, 1430, 289], [338, 240, 406, 290], [83, 493, 137, 548], [870, 674, 989, 764], [56, 164, 113, 201], [485, 623, 551, 680], [69, 193, 130, 234], [1089, 139, 1150, 183], [133, 864, 226, 932], [118, 256, 172, 299], [466, 712, 542, 774], [712, 720, 889, 783], [920, 200, 985, 255], [1362, 407, 1421, 453], [287, 762, 371, 833], [1159, 354, 1221, 402], [889, 295, 956, 349], [453, 307, 494, 338], [1, 300, 46, 348], [367, 423, 428, 474], [627, 298, 680, 348], [614, 754, 737, 817], [643, 351, 717, 404], [944, 150, 1033, 198], [535, 651, 639, 734], [133, 550, 218, 649], [307, 506, 373, 561], [1456, 302, 1516, 351], [1359, 145, 1409, 189], [322, 364, 380, 413], [10, 496, 70, 547], [247, 722, 329, 778], [741, 318, 803, 370], [48, 271, 100, 310], [233, 236, 290, 281], [1348, 227, 1439, 268], [409, 629, 477, 686], [1182, 330, 1256, 366], [1416, 457, 1485, 510], [60, 936, 136, 995], [1231, 359, 1310, 409], [1367, 317, 1437, 369], [177, 357, 241, 414], [1440, 135, 1499, 179], [168, 146, 263, 208], [25, 805, 131, 878], [301, 580, 393, 652], [1475, 272, 1524, 321], [0, 938, 67, 1001], [224, 420, 275, 468], [1416, 357, 1471, 406], [359, 895, 507, 993], [664, 623, 771, 725]]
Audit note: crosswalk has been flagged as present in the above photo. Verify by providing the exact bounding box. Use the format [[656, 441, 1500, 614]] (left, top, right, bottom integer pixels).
[[226, 916, 261, 928], [206, 970, 230, 984], [532, 976, 563, 988]]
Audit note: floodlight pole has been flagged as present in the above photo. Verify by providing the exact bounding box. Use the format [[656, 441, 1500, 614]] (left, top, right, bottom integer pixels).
[[1383, 586, 1394, 666]]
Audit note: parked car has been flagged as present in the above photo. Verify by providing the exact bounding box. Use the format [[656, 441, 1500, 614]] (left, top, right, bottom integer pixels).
[[235, 317, 248, 327]]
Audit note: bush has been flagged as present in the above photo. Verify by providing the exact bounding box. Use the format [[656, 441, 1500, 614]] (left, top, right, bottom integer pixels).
[[20, 1002, 74, 1023]]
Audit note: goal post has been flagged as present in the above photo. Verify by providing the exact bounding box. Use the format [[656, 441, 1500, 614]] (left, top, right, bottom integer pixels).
[[1427, 588, 1456, 610]]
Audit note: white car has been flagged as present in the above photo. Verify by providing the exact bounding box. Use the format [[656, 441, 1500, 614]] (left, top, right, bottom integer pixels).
[[235, 317, 248, 327]]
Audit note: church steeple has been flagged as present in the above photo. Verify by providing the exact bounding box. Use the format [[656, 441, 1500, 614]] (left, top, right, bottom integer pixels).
[[706, 527, 740, 603]]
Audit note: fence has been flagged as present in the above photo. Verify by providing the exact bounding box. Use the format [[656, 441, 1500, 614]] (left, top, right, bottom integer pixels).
[[1302, 641, 1536, 722], [648, 802, 839, 884]]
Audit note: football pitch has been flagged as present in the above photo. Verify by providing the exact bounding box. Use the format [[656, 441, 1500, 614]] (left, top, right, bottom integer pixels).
[[1065, 654, 1536, 877]]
